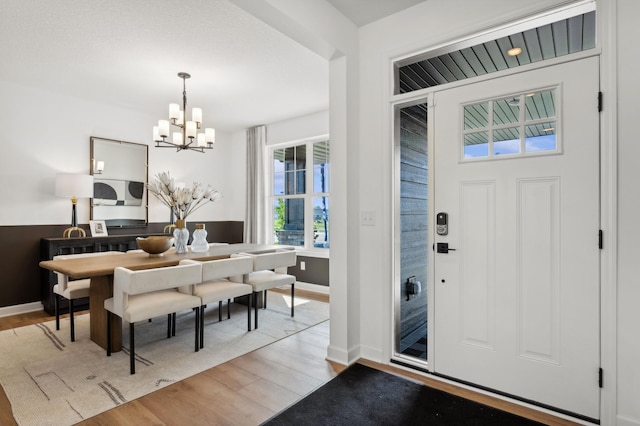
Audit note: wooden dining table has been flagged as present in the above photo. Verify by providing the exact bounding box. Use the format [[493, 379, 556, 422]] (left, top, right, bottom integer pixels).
[[39, 243, 286, 352]]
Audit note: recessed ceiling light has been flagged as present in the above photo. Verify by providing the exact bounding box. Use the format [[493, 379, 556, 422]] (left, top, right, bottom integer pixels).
[[508, 47, 522, 56], [543, 128, 555, 132]]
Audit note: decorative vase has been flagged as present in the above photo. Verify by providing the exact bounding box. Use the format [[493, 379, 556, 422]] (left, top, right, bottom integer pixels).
[[173, 219, 189, 254], [190, 224, 209, 252]]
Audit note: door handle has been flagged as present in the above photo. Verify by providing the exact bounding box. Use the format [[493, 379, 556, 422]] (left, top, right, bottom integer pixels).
[[436, 242, 456, 253]]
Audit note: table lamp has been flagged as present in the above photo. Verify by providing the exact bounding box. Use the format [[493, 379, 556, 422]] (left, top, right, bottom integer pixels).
[[55, 173, 94, 238]]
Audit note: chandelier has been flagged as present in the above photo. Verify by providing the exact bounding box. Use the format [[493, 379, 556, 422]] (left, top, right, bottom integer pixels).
[[153, 72, 215, 153]]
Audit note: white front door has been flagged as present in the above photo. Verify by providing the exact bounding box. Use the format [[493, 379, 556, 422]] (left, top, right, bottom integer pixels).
[[433, 57, 600, 420]]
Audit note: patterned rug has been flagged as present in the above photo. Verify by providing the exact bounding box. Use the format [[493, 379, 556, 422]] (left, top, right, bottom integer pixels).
[[0, 292, 329, 426]]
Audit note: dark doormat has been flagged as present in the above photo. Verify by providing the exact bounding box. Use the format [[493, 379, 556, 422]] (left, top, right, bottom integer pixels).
[[262, 363, 545, 425]]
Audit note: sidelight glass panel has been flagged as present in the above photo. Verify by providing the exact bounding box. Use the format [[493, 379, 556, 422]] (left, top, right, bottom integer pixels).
[[397, 102, 428, 362]]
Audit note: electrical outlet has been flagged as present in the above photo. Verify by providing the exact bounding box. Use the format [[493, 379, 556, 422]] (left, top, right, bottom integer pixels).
[[300, 261, 306, 271], [361, 210, 376, 226]]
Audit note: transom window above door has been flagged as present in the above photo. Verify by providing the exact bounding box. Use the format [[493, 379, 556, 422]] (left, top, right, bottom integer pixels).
[[462, 88, 558, 160], [395, 7, 595, 94]]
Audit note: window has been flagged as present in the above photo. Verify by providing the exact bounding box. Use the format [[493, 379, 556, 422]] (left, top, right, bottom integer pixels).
[[272, 139, 330, 250], [463, 88, 558, 160]]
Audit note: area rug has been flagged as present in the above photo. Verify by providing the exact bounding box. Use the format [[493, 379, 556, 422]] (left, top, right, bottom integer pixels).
[[263, 363, 544, 426], [0, 292, 328, 426]]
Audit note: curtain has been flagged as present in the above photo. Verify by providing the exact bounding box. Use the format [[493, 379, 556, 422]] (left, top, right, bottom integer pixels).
[[244, 125, 268, 243]]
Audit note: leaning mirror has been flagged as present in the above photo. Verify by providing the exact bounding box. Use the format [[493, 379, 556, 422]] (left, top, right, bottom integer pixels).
[[90, 137, 148, 227]]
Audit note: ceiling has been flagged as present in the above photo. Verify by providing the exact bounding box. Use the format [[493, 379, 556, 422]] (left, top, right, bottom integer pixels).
[[1, 0, 318, 135], [0, 0, 426, 135], [327, 0, 427, 27]]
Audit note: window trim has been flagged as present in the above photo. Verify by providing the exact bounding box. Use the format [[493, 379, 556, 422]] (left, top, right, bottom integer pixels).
[[268, 136, 330, 254]]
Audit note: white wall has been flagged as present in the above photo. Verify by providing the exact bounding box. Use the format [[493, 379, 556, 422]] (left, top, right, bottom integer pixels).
[[0, 80, 244, 227], [266, 109, 329, 146], [615, 1, 640, 424]]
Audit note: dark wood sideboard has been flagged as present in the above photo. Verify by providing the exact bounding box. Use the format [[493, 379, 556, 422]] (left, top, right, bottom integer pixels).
[[40, 234, 164, 315]]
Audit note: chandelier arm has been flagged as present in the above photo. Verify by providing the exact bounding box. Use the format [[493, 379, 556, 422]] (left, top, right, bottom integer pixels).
[[155, 140, 211, 151]]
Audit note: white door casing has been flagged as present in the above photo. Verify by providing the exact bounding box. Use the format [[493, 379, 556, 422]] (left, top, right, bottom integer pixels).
[[432, 56, 600, 419]]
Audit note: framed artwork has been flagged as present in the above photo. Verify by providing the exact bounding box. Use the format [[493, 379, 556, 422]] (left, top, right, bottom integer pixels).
[[89, 220, 108, 237], [93, 179, 144, 206]]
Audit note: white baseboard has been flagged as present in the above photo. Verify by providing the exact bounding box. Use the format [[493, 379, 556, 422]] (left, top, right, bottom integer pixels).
[[618, 415, 640, 426], [0, 302, 44, 318], [326, 343, 360, 366], [360, 344, 384, 363], [295, 281, 329, 295]]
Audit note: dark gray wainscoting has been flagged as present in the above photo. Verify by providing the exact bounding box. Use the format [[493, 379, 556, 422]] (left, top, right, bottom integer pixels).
[[0, 221, 244, 310], [288, 255, 329, 287]]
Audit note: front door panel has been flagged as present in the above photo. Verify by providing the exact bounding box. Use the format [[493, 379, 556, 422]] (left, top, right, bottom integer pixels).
[[433, 57, 600, 419]]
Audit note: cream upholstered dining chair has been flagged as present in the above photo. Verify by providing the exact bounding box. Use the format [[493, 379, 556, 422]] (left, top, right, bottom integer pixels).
[[53, 251, 125, 341], [237, 249, 297, 330], [104, 262, 202, 374], [180, 256, 254, 348]]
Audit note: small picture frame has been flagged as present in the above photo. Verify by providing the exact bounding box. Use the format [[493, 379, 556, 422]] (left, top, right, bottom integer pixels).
[[89, 220, 108, 237]]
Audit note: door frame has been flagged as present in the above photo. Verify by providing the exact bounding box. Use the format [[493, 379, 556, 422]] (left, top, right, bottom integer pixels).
[[390, 48, 612, 419]]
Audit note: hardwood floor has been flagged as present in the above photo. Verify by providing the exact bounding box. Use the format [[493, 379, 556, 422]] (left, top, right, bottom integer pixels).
[[0, 290, 580, 425]]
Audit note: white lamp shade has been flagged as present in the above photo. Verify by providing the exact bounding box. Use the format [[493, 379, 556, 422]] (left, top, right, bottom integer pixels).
[[173, 131, 183, 146], [55, 174, 93, 198], [197, 133, 206, 147], [192, 107, 202, 124], [186, 121, 197, 138], [158, 120, 170, 137], [169, 103, 180, 120], [205, 128, 215, 144]]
